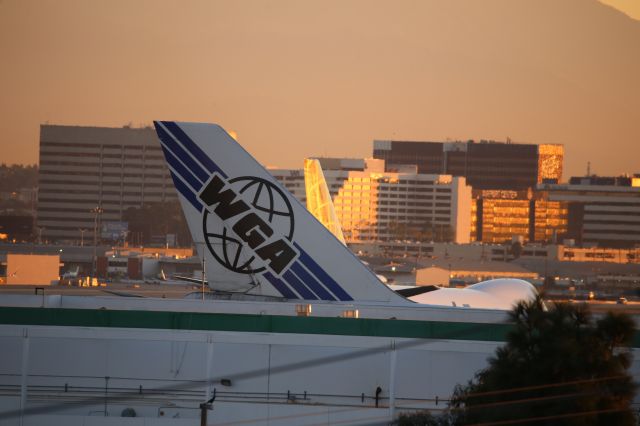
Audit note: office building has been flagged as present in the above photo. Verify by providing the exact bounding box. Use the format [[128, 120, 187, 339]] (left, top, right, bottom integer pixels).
[[270, 157, 368, 205], [273, 158, 472, 244], [269, 169, 307, 205], [348, 239, 640, 265], [540, 175, 640, 248], [373, 140, 563, 190], [471, 189, 568, 244], [37, 125, 177, 242]]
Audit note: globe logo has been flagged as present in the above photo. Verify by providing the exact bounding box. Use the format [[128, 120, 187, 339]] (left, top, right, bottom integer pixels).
[[202, 176, 296, 274]]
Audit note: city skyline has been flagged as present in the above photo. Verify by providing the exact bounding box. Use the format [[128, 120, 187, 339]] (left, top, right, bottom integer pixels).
[[1, 0, 639, 178]]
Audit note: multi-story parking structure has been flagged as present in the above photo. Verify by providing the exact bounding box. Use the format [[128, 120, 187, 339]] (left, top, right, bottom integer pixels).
[[37, 125, 176, 243]]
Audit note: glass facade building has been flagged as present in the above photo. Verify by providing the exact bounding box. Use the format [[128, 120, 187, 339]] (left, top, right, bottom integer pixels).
[[471, 189, 568, 244], [373, 140, 563, 190]]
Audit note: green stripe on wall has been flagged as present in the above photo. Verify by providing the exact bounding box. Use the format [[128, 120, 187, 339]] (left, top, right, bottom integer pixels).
[[0, 307, 510, 342], [1, 307, 639, 347]]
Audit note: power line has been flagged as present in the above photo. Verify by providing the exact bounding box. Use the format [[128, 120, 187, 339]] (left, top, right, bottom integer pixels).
[[459, 373, 630, 400], [335, 402, 631, 426], [471, 407, 629, 426], [239, 375, 637, 426]]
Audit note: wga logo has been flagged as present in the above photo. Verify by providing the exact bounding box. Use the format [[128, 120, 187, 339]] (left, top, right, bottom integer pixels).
[[198, 173, 297, 276]]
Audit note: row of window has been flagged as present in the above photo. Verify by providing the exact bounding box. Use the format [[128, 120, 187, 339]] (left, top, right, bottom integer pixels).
[[39, 189, 163, 196], [40, 160, 167, 170], [39, 170, 170, 179], [376, 215, 451, 222], [41, 151, 165, 161], [378, 193, 447, 200], [38, 225, 95, 231], [37, 206, 120, 214], [41, 141, 161, 151], [37, 216, 104, 223], [38, 195, 175, 204], [39, 179, 169, 188]]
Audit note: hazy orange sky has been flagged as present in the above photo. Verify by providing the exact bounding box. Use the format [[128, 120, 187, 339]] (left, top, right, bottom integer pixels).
[[1, 0, 638, 179]]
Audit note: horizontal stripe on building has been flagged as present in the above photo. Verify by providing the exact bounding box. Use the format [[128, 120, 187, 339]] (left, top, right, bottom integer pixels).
[[40, 151, 165, 161], [583, 229, 640, 236], [41, 141, 162, 150], [0, 306, 513, 343], [37, 207, 121, 214], [39, 180, 169, 188], [39, 170, 170, 179], [583, 224, 640, 232], [583, 209, 640, 215], [40, 161, 168, 170]]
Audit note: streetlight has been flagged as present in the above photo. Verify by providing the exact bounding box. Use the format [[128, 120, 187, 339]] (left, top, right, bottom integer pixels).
[[37, 226, 45, 245], [79, 228, 87, 247], [91, 206, 104, 278]]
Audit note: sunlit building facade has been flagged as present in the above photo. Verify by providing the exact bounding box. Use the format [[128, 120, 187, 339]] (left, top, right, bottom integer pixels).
[[532, 196, 568, 243], [537, 144, 565, 183], [329, 170, 471, 243], [272, 158, 472, 244], [472, 192, 530, 243], [471, 189, 568, 244]]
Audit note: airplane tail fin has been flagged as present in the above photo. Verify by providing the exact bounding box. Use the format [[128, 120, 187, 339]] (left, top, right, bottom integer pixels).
[[304, 158, 346, 245], [153, 121, 404, 303]]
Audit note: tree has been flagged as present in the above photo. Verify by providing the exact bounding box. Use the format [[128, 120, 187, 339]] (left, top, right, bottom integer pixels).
[[0, 164, 38, 192], [0, 164, 38, 214], [123, 201, 192, 247], [396, 410, 449, 426], [449, 298, 636, 425]]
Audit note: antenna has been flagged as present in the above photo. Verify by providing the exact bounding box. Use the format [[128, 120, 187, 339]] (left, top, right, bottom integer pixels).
[[587, 161, 591, 177]]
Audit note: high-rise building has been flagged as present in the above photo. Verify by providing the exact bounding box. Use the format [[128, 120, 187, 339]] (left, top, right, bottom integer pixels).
[[373, 140, 563, 190], [272, 158, 472, 244], [471, 189, 568, 244], [37, 125, 176, 242], [540, 175, 640, 248]]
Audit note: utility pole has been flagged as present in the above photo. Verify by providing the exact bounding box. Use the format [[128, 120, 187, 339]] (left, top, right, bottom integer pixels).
[[37, 226, 45, 245], [200, 390, 216, 426], [92, 206, 103, 278], [202, 248, 206, 301], [79, 228, 86, 247]]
